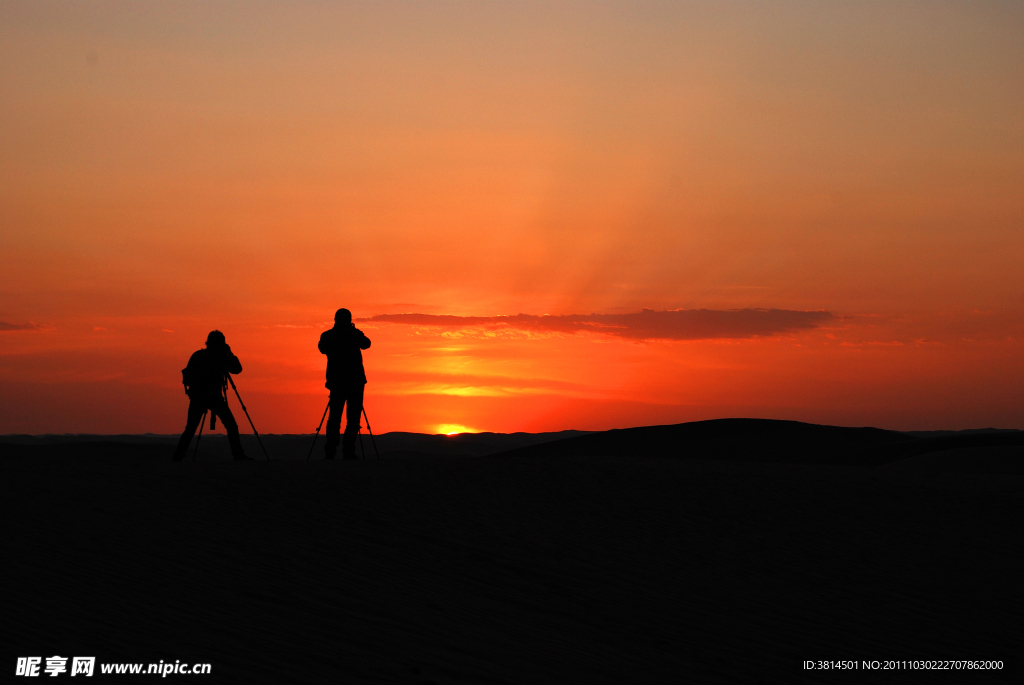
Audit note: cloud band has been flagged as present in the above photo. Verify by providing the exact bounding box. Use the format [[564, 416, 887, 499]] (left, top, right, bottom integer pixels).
[[0, 321, 44, 332], [359, 308, 834, 341]]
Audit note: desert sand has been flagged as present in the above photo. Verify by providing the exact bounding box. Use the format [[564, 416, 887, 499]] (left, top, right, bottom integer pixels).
[[2, 420, 1020, 683]]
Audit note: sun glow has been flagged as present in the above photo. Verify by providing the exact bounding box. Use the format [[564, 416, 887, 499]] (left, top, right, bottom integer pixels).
[[2, 4, 1022, 436], [437, 424, 477, 436]]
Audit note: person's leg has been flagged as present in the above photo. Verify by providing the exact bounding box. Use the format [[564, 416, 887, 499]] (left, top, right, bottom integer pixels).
[[211, 398, 249, 460], [342, 384, 365, 460], [324, 394, 344, 459], [173, 400, 207, 461]]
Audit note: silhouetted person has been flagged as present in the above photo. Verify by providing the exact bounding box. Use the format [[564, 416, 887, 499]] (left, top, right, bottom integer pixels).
[[319, 308, 371, 459], [173, 330, 250, 461]]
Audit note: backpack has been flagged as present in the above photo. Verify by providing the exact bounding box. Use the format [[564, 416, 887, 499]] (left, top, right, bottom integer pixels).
[[181, 365, 194, 396]]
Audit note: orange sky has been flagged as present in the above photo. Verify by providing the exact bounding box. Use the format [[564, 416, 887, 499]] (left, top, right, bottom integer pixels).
[[2, 1, 1023, 434]]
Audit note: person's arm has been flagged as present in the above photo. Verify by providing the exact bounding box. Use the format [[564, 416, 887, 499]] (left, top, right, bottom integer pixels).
[[318, 330, 329, 355], [223, 345, 243, 375], [356, 328, 371, 350]]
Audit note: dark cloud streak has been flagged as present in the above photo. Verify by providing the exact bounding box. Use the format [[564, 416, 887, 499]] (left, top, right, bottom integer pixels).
[[359, 308, 835, 341], [0, 321, 44, 332]]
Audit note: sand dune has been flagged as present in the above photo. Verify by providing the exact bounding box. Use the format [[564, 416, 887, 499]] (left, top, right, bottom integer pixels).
[[492, 419, 1024, 470], [0, 430, 592, 463], [2, 420, 1020, 683], [5, 419, 1020, 469], [883, 446, 1024, 475]]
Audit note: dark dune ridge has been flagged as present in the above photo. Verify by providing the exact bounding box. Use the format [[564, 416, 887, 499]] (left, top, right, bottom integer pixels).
[[494, 418, 1024, 472], [3, 419, 1020, 471], [0, 430, 592, 463], [2, 420, 1021, 683]]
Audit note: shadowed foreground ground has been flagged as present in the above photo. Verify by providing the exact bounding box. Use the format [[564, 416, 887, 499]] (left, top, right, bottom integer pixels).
[[2, 428, 1021, 683]]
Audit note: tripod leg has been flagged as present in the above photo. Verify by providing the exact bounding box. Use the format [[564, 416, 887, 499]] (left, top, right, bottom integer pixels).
[[307, 398, 330, 460], [227, 374, 271, 460], [362, 407, 380, 459], [192, 410, 207, 461]]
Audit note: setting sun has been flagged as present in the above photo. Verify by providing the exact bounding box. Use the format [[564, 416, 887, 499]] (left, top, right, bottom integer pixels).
[[436, 424, 477, 436]]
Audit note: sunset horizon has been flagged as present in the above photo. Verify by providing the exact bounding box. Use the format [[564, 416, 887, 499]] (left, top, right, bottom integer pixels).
[[3, 1, 1022, 435], [4, 3, 1022, 681]]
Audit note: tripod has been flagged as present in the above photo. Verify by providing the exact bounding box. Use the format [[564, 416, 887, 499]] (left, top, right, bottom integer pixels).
[[362, 406, 380, 459], [226, 374, 271, 460], [192, 410, 208, 460], [306, 398, 379, 459], [306, 398, 330, 460]]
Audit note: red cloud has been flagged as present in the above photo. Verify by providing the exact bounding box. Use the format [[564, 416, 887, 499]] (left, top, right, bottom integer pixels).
[[0, 321, 44, 332], [359, 308, 834, 341]]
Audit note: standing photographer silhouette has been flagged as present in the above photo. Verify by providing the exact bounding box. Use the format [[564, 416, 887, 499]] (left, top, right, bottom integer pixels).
[[173, 330, 251, 461], [318, 309, 371, 460]]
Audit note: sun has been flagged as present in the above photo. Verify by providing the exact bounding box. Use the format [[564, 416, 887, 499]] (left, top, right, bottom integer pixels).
[[436, 424, 477, 436]]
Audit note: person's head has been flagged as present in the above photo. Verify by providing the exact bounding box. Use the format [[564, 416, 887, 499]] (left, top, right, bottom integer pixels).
[[206, 330, 226, 348], [334, 308, 352, 326]]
